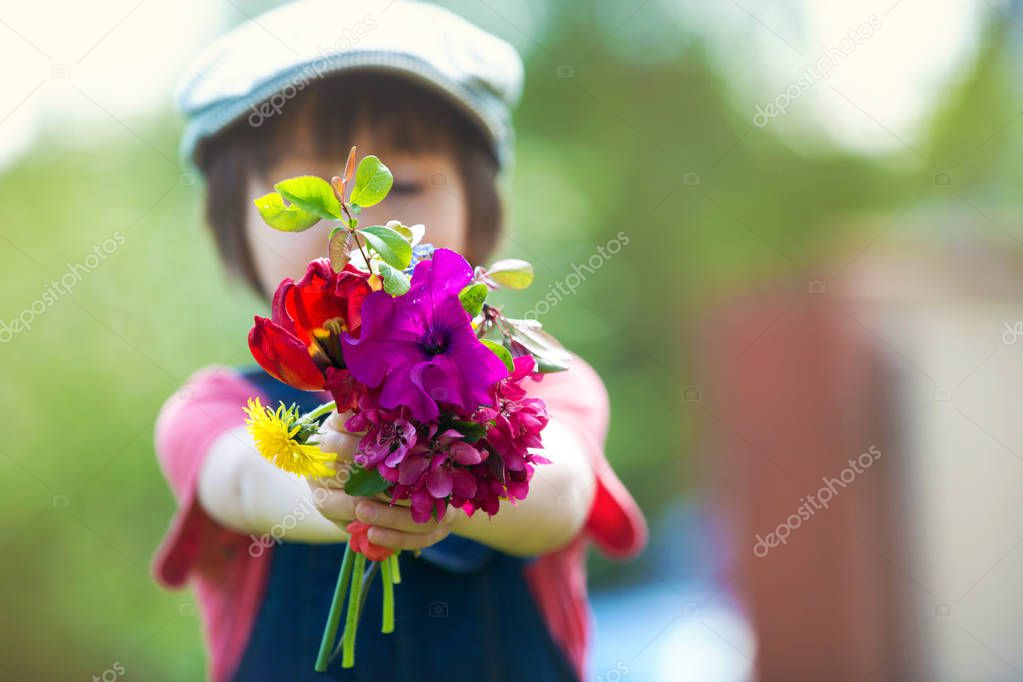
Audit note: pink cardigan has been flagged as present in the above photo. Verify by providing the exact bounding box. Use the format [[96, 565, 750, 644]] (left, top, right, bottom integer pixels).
[[152, 358, 646, 681]]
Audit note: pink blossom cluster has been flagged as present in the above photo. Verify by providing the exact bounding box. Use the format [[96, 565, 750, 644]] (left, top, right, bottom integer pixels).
[[345, 356, 550, 523]]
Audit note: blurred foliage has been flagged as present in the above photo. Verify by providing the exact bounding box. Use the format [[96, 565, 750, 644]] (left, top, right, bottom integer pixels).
[[926, 18, 1023, 194], [0, 3, 1019, 680]]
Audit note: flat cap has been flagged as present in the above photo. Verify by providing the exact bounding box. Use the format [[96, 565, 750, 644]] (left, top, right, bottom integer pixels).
[[177, 0, 523, 168]]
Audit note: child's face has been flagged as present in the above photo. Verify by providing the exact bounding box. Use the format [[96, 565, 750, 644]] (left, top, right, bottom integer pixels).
[[245, 136, 468, 294]]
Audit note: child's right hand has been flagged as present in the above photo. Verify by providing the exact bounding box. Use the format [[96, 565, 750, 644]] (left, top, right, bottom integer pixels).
[[307, 410, 362, 524], [313, 410, 361, 465]]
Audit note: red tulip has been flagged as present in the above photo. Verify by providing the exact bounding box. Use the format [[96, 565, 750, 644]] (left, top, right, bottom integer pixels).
[[248, 259, 374, 402], [249, 316, 325, 390]]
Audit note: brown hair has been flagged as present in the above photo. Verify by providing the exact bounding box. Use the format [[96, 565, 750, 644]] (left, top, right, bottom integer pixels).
[[195, 71, 503, 297]]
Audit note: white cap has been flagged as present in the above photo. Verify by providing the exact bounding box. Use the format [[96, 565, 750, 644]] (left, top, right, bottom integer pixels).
[[177, 0, 524, 168]]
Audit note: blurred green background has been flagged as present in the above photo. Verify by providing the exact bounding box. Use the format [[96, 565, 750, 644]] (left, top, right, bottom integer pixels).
[[1, 1, 1020, 679]]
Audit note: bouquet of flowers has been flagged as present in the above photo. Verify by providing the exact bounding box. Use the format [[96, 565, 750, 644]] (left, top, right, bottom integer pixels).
[[241, 148, 571, 672]]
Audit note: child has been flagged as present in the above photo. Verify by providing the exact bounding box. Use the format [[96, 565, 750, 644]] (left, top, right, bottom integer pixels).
[[154, 2, 647, 680]]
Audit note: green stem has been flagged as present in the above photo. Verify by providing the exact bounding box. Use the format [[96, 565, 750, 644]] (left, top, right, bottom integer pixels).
[[300, 400, 337, 425], [341, 553, 367, 668], [357, 560, 379, 618], [351, 227, 373, 271], [380, 557, 395, 634], [340, 204, 373, 271], [389, 552, 402, 584], [314, 544, 354, 672], [330, 560, 378, 662]]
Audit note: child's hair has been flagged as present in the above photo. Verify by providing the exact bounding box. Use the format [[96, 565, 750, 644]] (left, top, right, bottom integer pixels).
[[195, 72, 503, 297]]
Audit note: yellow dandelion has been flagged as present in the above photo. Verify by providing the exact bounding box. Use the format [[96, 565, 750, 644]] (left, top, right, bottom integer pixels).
[[244, 397, 336, 478]]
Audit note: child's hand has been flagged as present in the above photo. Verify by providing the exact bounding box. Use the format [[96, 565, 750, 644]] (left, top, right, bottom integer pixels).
[[347, 498, 462, 551], [310, 411, 463, 550], [313, 411, 361, 464]]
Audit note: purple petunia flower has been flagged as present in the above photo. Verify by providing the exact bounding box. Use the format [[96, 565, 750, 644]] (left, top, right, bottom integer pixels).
[[341, 249, 509, 422]]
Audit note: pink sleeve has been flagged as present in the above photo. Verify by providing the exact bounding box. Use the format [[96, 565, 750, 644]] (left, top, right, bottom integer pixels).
[[152, 366, 264, 587], [528, 357, 647, 559]]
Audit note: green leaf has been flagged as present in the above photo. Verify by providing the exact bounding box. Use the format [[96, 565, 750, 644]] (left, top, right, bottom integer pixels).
[[253, 192, 322, 232], [503, 336, 568, 373], [349, 156, 393, 208], [481, 339, 514, 372], [503, 317, 572, 373], [328, 227, 354, 272], [385, 221, 426, 247], [344, 466, 390, 497], [486, 259, 534, 290], [377, 261, 411, 296], [386, 220, 413, 241], [459, 283, 488, 317], [446, 419, 488, 443], [534, 355, 571, 373], [361, 225, 412, 269], [274, 176, 342, 220]]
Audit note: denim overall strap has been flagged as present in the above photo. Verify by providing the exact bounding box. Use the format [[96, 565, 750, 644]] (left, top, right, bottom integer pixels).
[[232, 368, 576, 682]]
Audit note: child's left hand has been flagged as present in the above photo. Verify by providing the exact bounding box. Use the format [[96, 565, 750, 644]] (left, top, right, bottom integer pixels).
[[312, 411, 465, 551]]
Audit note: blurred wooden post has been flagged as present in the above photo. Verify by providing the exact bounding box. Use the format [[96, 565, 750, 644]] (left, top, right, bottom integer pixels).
[[699, 287, 914, 682]]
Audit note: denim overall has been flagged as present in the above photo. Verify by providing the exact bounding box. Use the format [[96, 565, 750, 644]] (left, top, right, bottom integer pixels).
[[232, 369, 576, 682]]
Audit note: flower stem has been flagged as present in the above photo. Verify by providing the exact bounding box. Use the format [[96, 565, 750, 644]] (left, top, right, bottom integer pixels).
[[314, 543, 354, 672], [380, 557, 395, 634], [389, 552, 402, 584], [300, 400, 337, 425], [357, 560, 379, 618], [351, 228, 373, 272], [341, 553, 367, 668], [330, 560, 378, 663], [340, 203, 374, 271]]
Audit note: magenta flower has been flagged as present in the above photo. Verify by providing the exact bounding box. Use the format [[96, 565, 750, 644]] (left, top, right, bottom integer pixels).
[[341, 320, 550, 524], [482, 356, 549, 471], [427, 441, 483, 498], [341, 249, 508, 422], [344, 396, 417, 468], [393, 426, 482, 522]]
